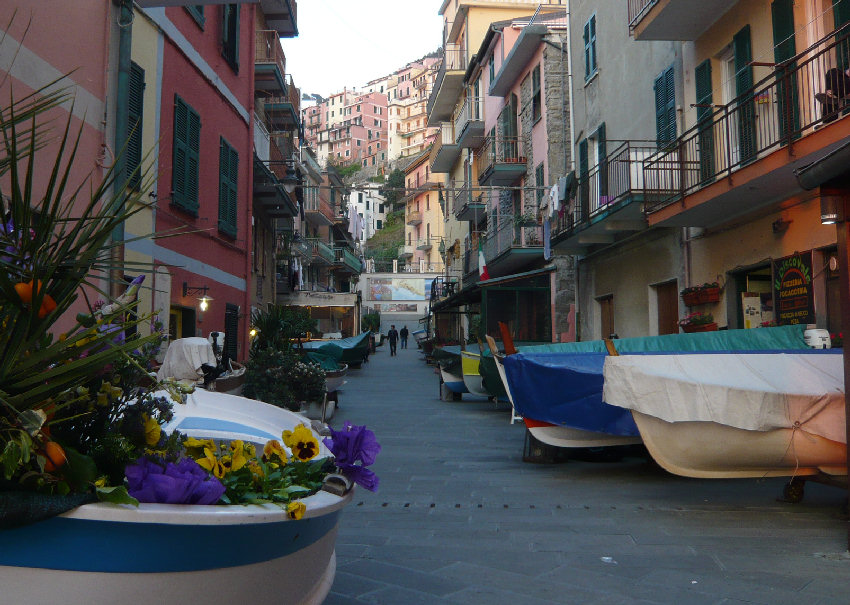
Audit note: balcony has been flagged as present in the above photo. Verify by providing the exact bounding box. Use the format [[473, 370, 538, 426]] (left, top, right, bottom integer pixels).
[[398, 244, 415, 259], [415, 239, 433, 251], [426, 43, 467, 126], [255, 30, 286, 93], [306, 238, 335, 265], [289, 238, 312, 259], [252, 156, 297, 218], [454, 96, 484, 149], [642, 28, 850, 228], [263, 75, 301, 132], [452, 180, 485, 222], [260, 0, 298, 37], [303, 188, 335, 226], [430, 122, 461, 173], [628, 0, 736, 41], [478, 136, 527, 186], [406, 210, 423, 226], [482, 213, 543, 277], [551, 141, 655, 255], [333, 247, 363, 274]]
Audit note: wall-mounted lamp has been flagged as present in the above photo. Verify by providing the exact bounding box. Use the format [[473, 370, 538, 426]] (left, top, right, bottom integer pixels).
[[772, 217, 792, 234], [281, 161, 301, 194], [183, 282, 213, 312], [821, 195, 844, 225]]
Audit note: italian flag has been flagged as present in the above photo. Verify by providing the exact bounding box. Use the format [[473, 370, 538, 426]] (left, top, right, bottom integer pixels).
[[478, 239, 490, 281]]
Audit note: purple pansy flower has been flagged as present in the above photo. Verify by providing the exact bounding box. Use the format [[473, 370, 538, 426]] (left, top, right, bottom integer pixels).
[[323, 421, 381, 492], [323, 421, 381, 466], [125, 457, 225, 505]]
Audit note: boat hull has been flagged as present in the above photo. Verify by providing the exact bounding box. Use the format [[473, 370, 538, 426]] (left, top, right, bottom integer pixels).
[[525, 418, 642, 448], [461, 351, 490, 397], [0, 389, 353, 605], [324, 363, 348, 393], [0, 492, 349, 605], [440, 367, 468, 394], [632, 411, 847, 478]]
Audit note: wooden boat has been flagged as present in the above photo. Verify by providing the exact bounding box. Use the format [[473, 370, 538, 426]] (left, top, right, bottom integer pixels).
[[213, 360, 246, 394], [460, 350, 489, 397], [491, 324, 817, 449], [433, 345, 468, 400], [603, 351, 847, 479], [0, 390, 352, 605], [298, 331, 371, 368], [157, 338, 245, 393], [324, 363, 348, 394]]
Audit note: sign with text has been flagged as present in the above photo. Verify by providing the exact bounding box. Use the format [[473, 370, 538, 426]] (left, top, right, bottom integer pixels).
[[772, 252, 814, 325]]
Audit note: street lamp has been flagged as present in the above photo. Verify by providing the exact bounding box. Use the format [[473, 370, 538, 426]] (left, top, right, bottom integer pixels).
[[183, 282, 212, 312], [281, 161, 301, 194]]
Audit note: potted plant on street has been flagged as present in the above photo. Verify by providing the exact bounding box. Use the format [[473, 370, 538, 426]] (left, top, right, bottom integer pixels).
[[680, 281, 721, 306]]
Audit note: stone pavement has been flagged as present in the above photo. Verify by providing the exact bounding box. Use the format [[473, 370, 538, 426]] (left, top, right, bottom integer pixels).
[[323, 342, 850, 604]]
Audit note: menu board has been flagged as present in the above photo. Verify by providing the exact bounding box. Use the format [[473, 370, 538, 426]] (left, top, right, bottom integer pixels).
[[772, 252, 814, 325]]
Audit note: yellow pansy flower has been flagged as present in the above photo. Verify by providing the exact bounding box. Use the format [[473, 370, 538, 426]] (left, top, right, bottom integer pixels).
[[263, 439, 287, 463], [286, 501, 306, 520], [282, 424, 319, 461], [183, 437, 216, 458], [143, 414, 161, 446], [196, 447, 226, 478]]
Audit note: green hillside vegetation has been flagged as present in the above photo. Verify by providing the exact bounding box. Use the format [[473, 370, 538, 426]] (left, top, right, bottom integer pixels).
[[364, 209, 404, 270]]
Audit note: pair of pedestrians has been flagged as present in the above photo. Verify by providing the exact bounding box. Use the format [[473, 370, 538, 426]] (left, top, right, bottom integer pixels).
[[386, 325, 409, 356]]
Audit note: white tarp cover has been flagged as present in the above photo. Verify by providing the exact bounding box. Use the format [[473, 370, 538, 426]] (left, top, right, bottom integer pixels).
[[157, 337, 217, 382], [602, 353, 846, 444]]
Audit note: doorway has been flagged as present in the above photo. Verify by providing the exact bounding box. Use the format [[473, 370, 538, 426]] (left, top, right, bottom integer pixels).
[[655, 280, 679, 335], [598, 294, 614, 339]]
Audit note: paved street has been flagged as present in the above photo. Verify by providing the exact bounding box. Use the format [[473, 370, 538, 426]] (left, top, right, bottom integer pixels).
[[324, 343, 850, 605]]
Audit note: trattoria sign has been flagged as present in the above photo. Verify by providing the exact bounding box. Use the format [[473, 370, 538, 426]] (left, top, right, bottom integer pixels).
[[772, 252, 814, 325]]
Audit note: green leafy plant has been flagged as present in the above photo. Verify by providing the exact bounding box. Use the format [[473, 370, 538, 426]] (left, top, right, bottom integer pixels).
[[678, 311, 714, 327], [250, 304, 317, 353]]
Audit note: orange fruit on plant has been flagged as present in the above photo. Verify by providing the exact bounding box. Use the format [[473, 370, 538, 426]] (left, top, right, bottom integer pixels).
[[43, 441, 67, 472], [14, 281, 33, 304]]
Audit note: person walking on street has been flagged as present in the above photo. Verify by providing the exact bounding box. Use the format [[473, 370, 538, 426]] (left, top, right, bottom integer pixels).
[[399, 325, 409, 349], [387, 325, 399, 356]]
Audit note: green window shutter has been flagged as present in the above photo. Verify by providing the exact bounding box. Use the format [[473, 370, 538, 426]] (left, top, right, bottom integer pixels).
[[772, 0, 800, 139], [186, 6, 205, 27], [596, 123, 607, 198], [218, 137, 238, 237], [695, 59, 715, 183], [127, 61, 145, 191], [653, 66, 676, 147], [733, 25, 757, 163], [578, 138, 589, 221], [172, 95, 200, 215], [222, 4, 240, 71]]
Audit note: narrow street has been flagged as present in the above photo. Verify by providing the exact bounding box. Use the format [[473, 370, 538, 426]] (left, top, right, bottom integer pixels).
[[326, 344, 849, 605]]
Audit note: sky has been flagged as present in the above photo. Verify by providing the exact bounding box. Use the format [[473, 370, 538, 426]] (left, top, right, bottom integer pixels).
[[282, 0, 444, 98]]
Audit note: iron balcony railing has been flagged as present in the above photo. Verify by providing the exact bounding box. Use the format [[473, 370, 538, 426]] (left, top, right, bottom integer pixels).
[[264, 75, 301, 122], [478, 135, 526, 181], [426, 43, 468, 117], [334, 247, 362, 273], [643, 25, 850, 213], [454, 96, 482, 142], [306, 238, 335, 264], [482, 209, 542, 262], [554, 141, 658, 234], [406, 210, 423, 225], [255, 30, 286, 73], [627, 0, 658, 31]]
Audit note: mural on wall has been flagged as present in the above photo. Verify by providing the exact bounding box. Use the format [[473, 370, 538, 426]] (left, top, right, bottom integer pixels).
[[369, 278, 434, 301], [375, 303, 419, 312], [772, 252, 814, 325]]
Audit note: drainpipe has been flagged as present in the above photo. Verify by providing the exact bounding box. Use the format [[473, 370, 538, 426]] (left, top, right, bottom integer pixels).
[[111, 0, 133, 298], [565, 0, 579, 341]]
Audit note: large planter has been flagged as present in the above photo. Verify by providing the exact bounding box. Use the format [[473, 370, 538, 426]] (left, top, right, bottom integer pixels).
[[0, 391, 352, 605], [681, 322, 718, 333]]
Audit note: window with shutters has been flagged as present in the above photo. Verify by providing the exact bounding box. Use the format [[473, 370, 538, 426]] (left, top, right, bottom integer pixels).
[[171, 95, 200, 216], [653, 65, 676, 148], [127, 62, 145, 191], [695, 59, 715, 183], [583, 15, 597, 82], [186, 6, 204, 28], [531, 64, 542, 123], [221, 4, 239, 72], [218, 137, 238, 238]]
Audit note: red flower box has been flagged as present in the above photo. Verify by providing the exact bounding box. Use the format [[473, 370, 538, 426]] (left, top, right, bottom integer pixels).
[[698, 287, 720, 304], [681, 292, 701, 306], [681, 322, 718, 333]]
